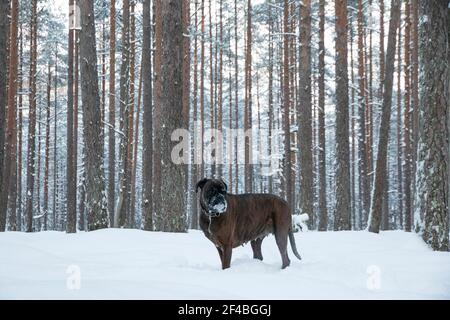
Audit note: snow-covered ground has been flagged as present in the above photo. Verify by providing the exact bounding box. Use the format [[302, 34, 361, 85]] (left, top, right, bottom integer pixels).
[[1, 229, 450, 299]]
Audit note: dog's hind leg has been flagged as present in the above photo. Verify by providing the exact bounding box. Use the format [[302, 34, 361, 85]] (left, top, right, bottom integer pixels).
[[274, 232, 290, 269], [251, 238, 264, 261]]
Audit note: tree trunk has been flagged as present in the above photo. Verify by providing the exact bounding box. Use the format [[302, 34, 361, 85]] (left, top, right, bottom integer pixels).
[[116, 0, 131, 228], [190, 0, 199, 229], [108, 0, 116, 228], [267, 2, 274, 195], [397, 19, 403, 229], [160, 0, 186, 232], [404, 0, 412, 232], [334, 0, 351, 231], [79, 0, 109, 231], [0, 0, 9, 228], [17, 26, 23, 231], [25, 0, 38, 233], [283, 0, 293, 211], [368, 0, 400, 233], [66, 0, 76, 233], [1, 0, 19, 231], [75, 31, 81, 230], [142, 0, 153, 231], [357, 0, 370, 228], [298, 0, 314, 227], [317, 0, 327, 231], [153, 0, 162, 230], [244, 0, 253, 193], [415, 0, 449, 251], [53, 46, 58, 230], [44, 63, 51, 231]]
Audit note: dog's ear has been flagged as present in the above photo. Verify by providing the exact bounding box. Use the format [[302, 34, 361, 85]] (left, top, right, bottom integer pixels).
[[219, 178, 228, 193], [196, 178, 209, 193]]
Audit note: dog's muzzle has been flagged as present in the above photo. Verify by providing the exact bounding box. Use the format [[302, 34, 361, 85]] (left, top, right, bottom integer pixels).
[[206, 194, 227, 216]]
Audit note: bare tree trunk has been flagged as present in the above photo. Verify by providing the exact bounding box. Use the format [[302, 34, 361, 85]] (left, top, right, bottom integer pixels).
[[415, 0, 449, 251], [108, 0, 116, 227], [244, 0, 253, 193], [357, 0, 370, 227], [160, 0, 186, 232], [25, 0, 38, 232], [66, 0, 76, 233], [0, 0, 9, 228], [116, 0, 131, 228], [128, 2, 136, 228], [17, 26, 23, 231], [397, 19, 403, 229], [1, 0, 19, 231], [404, 0, 412, 231], [298, 0, 314, 227], [368, 0, 400, 233], [267, 2, 274, 195], [44, 63, 51, 231], [53, 46, 58, 230], [317, 0, 327, 231], [142, 0, 153, 231], [75, 31, 81, 230], [190, 0, 199, 229], [79, 0, 109, 231], [153, 0, 163, 230], [234, 0, 238, 193], [334, 0, 351, 230], [283, 0, 293, 211]]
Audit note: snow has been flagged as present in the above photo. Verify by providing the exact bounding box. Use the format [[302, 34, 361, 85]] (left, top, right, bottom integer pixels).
[[1, 229, 450, 299], [210, 201, 227, 214]]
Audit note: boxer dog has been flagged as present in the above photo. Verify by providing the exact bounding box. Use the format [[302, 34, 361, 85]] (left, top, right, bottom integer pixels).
[[196, 178, 302, 269]]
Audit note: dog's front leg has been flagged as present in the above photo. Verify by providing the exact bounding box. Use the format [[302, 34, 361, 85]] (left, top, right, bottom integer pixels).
[[221, 245, 232, 269]]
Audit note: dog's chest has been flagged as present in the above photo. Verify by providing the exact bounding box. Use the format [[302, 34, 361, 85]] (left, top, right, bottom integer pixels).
[[199, 214, 228, 247]]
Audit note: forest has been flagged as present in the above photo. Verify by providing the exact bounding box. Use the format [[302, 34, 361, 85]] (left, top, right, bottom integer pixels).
[[0, 0, 448, 254]]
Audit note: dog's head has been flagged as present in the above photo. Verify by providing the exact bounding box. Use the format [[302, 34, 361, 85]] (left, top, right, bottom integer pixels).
[[196, 178, 228, 216]]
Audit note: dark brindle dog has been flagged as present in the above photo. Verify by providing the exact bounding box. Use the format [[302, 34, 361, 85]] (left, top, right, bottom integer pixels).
[[196, 178, 302, 269]]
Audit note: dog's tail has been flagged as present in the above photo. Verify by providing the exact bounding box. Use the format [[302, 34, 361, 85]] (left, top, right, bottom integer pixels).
[[288, 229, 302, 260]]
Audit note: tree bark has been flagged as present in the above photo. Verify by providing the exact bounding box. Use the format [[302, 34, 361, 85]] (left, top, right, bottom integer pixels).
[[368, 0, 400, 233], [142, 0, 153, 231], [415, 0, 449, 251], [298, 0, 314, 227], [79, 0, 109, 231], [108, 0, 116, 228], [25, 0, 38, 232], [160, 0, 186, 232], [116, 0, 131, 228], [66, 0, 76, 233], [0, 0, 9, 226], [1, 0, 19, 231], [317, 0, 327, 231], [334, 0, 351, 230]]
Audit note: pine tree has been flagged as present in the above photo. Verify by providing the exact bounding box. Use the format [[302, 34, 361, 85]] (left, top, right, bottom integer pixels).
[[79, 0, 109, 231], [142, 0, 153, 231], [368, 0, 401, 233], [25, 0, 38, 232], [0, 1, 9, 229], [334, 0, 351, 231], [415, 0, 449, 251], [66, 0, 76, 233], [298, 0, 314, 227], [108, 0, 116, 228], [317, 0, 327, 231], [160, 0, 186, 232]]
